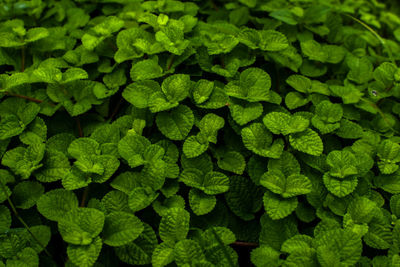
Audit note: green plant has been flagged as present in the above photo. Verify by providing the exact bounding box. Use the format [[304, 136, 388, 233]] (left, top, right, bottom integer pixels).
[[1, 0, 400, 266]]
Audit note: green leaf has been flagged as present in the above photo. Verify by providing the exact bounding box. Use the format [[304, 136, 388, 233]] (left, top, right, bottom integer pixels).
[[47, 80, 102, 116], [323, 174, 358, 198], [261, 170, 312, 198], [259, 30, 289, 51], [2, 143, 45, 179], [263, 112, 309, 135], [377, 139, 400, 174], [0, 205, 11, 234], [270, 9, 298, 25], [180, 169, 230, 195], [251, 246, 280, 267], [159, 208, 190, 243], [68, 138, 100, 159], [130, 58, 164, 81], [391, 194, 400, 218], [162, 74, 192, 103], [6, 247, 39, 267], [335, 119, 364, 139], [281, 235, 313, 254], [192, 80, 214, 104], [301, 40, 327, 62], [229, 98, 263, 126], [156, 105, 194, 141], [268, 151, 300, 177], [241, 123, 284, 158], [67, 236, 102, 267], [102, 190, 130, 213], [329, 84, 363, 104], [152, 195, 186, 216], [123, 80, 161, 109], [225, 68, 271, 102], [347, 56, 373, 84], [19, 117, 47, 145], [314, 100, 343, 123], [216, 150, 246, 175], [315, 229, 362, 266], [347, 197, 378, 224], [189, 189, 216, 216], [152, 242, 175, 267], [289, 129, 323, 156], [155, 23, 189, 55], [202, 227, 236, 247], [198, 113, 225, 143], [0, 99, 40, 140], [12, 181, 44, 209], [286, 75, 311, 93], [285, 92, 310, 110], [58, 208, 105, 245], [326, 150, 358, 179], [263, 191, 298, 220], [118, 134, 151, 168], [115, 223, 157, 265], [115, 27, 162, 63], [174, 239, 206, 266], [128, 187, 159, 212], [197, 87, 229, 109], [225, 176, 263, 221], [182, 134, 209, 159], [36, 189, 79, 221], [103, 211, 144, 246]]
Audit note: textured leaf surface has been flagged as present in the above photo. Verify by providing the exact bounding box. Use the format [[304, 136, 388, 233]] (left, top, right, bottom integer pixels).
[[159, 208, 190, 243], [289, 129, 323, 156], [103, 212, 144, 246], [156, 105, 194, 140]]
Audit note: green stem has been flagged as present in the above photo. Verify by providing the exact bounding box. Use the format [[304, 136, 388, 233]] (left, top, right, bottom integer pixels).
[[21, 46, 25, 72], [360, 97, 399, 134], [0, 181, 53, 259], [343, 14, 396, 66]]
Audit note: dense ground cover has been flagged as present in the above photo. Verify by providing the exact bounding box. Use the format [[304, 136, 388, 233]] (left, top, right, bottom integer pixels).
[[1, 0, 400, 266]]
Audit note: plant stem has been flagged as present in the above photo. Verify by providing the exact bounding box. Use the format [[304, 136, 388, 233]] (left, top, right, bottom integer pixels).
[[108, 97, 124, 121], [167, 54, 175, 71], [0, 181, 54, 259], [4, 92, 43, 103], [21, 46, 25, 72], [75, 117, 83, 137], [231, 241, 259, 247], [80, 186, 90, 207]]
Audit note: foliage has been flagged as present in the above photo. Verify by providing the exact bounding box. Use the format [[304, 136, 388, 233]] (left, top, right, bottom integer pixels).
[[0, 0, 400, 266]]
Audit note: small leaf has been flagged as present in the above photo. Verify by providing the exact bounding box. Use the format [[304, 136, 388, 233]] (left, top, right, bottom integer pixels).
[[130, 58, 164, 81], [263, 112, 309, 135], [182, 134, 209, 158], [259, 30, 289, 51], [289, 129, 323, 156], [241, 123, 284, 158], [36, 189, 79, 221], [58, 208, 105, 245], [263, 191, 298, 220], [189, 189, 216, 216], [156, 105, 194, 141], [159, 208, 190, 243], [217, 150, 246, 175], [103, 212, 144, 246], [67, 236, 102, 267]]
